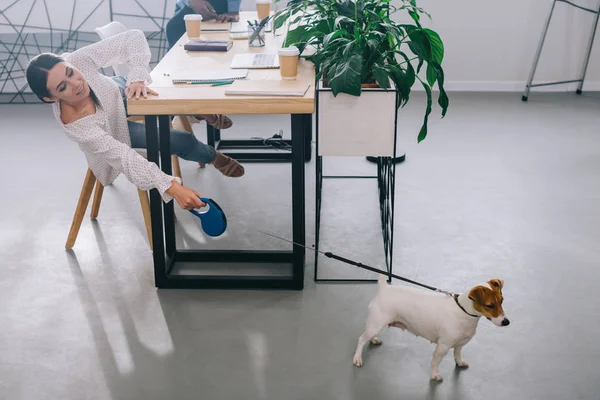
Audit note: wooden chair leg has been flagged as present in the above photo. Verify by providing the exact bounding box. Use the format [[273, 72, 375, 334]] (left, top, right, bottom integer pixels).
[[90, 180, 104, 219], [172, 154, 183, 182], [137, 189, 153, 250], [66, 169, 97, 249]]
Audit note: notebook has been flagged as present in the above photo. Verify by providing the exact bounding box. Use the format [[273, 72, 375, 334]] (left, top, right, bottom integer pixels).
[[230, 53, 279, 69], [224, 80, 310, 96], [201, 20, 231, 31], [230, 31, 249, 40], [227, 20, 247, 39], [171, 69, 248, 84], [184, 40, 233, 52], [230, 20, 247, 33]]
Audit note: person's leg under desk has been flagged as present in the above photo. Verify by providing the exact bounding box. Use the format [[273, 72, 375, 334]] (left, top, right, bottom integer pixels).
[[128, 120, 244, 177], [128, 120, 216, 164]]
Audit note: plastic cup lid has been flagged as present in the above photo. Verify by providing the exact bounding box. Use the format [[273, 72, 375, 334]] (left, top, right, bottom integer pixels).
[[278, 46, 300, 56], [184, 14, 203, 20], [256, 0, 271, 4]]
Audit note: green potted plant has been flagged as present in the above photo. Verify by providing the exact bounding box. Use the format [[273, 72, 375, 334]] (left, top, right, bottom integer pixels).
[[273, 0, 449, 148]]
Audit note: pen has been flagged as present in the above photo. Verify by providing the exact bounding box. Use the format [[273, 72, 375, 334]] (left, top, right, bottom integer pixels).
[[212, 80, 234, 86], [177, 81, 213, 85]]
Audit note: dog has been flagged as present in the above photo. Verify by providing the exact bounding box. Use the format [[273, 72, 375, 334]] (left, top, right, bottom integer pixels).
[[352, 276, 509, 381]]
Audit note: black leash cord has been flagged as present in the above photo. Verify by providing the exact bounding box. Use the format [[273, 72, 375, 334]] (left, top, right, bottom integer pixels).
[[227, 217, 443, 294], [322, 252, 440, 292]]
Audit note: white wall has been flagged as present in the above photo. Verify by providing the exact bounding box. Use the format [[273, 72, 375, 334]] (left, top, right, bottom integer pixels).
[[405, 0, 600, 91], [2, 0, 598, 91]]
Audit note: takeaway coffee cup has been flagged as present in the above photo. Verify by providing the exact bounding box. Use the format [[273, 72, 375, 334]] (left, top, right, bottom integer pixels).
[[184, 14, 202, 39], [278, 46, 300, 80], [256, 0, 271, 21]]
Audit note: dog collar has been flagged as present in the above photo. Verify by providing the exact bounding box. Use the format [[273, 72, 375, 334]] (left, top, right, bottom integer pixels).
[[453, 294, 479, 318]]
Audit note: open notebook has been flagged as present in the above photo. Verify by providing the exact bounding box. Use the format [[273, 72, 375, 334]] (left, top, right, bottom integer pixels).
[[171, 69, 248, 84], [224, 80, 310, 96], [201, 20, 231, 31]]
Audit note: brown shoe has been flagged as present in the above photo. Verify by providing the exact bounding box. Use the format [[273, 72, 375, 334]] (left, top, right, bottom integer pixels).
[[193, 114, 233, 130], [212, 151, 244, 177]]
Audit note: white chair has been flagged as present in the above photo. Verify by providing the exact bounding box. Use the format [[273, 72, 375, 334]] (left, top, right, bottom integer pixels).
[[95, 21, 130, 76]]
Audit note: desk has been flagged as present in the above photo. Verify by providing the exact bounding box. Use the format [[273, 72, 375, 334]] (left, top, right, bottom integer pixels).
[[127, 11, 315, 290], [130, 14, 313, 163]]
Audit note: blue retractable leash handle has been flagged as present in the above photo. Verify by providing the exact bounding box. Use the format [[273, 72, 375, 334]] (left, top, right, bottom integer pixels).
[[188, 197, 228, 237]]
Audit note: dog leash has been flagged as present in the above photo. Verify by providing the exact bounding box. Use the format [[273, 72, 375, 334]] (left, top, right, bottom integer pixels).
[[230, 218, 448, 292], [220, 217, 456, 296], [233, 220, 486, 318], [189, 199, 478, 313]]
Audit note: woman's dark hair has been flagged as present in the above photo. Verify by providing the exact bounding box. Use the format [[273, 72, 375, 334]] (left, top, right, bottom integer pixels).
[[26, 52, 100, 106], [26, 53, 64, 102]]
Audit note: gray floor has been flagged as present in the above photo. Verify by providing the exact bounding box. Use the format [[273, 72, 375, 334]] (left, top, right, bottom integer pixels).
[[1, 92, 599, 400]]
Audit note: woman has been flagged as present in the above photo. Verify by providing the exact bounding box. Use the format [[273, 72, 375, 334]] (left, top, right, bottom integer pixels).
[[26, 29, 244, 210]]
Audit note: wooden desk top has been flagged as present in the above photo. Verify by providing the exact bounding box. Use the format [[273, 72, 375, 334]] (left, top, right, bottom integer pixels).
[[127, 12, 315, 116]]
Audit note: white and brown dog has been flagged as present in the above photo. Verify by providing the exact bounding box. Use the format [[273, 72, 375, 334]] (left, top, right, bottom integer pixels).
[[352, 276, 509, 381]]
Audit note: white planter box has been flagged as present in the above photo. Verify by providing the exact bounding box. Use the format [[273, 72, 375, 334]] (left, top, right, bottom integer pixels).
[[317, 81, 397, 157]]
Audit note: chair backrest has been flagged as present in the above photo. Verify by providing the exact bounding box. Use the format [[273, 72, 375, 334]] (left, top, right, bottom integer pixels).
[[95, 21, 130, 77]]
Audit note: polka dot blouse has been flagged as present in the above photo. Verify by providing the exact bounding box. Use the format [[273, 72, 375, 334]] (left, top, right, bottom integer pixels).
[[52, 29, 181, 203]]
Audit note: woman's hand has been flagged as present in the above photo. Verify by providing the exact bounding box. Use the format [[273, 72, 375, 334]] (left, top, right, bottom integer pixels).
[[125, 81, 158, 100], [166, 180, 206, 210], [216, 12, 240, 22]]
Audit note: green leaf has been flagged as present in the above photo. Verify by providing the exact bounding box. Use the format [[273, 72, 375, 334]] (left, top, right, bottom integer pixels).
[[341, 40, 357, 58], [408, 11, 421, 27], [407, 29, 432, 61], [426, 63, 437, 86], [323, 29, 349, 47], [334, 15, 355, 27], [285, 25, 308, 46], [328, 53, 363, 96], [390, 52, 415, 107], [429, 62, 449, 117], [335, 0, 360, 18], [417, 78, 433, 143], [372, 63, 390, 88], [272, 11, 288, 31], [423, 28, 444, 63], [313, 19, 333, 36]]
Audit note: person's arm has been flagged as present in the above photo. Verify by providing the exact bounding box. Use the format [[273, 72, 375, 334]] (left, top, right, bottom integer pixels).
[[65, 123, 204, 209], [66, 29, 151, 87]]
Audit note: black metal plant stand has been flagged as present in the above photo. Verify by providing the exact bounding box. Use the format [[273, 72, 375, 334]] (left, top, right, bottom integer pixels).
[[314, 84, 399, 283]]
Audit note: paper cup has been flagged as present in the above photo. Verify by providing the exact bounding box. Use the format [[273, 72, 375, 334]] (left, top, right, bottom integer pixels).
[[278, 46, 300, 80], [256, 0, 271, 21], [184, 14, 202, 38]]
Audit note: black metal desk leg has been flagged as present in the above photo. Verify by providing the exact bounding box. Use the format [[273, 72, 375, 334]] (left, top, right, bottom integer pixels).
[[145, 115, 168, 287], [159, 116, 177, 261], [207, 125, 221, 147], [303, 113, 312, 161], [291, 114, 307, 289]]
